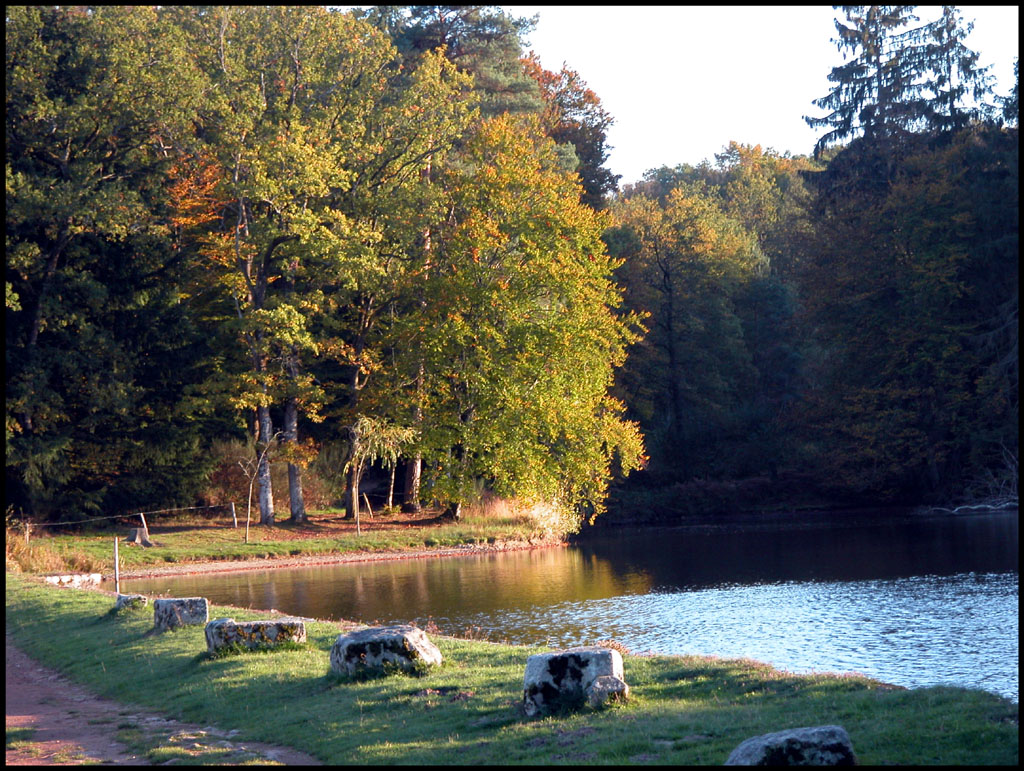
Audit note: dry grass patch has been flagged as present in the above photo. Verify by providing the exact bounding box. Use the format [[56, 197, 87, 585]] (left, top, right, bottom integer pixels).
[[5, 527, 106, 575]]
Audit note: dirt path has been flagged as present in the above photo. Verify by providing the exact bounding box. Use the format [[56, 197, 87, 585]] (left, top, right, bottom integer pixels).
[[5, 636, 321, 766]]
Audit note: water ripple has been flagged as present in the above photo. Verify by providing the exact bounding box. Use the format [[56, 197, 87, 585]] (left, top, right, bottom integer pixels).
[[468, 572, 1018, 702]]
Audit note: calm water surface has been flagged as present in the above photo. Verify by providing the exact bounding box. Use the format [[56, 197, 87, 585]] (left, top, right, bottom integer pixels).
[[121, 510, 1018, 702]]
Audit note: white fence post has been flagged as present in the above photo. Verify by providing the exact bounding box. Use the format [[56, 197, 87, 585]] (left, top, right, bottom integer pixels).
[[230, 502, 237, 528]]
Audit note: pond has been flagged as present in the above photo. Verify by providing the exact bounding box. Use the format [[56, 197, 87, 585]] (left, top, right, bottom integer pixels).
[[120, 509, 1018, 702]]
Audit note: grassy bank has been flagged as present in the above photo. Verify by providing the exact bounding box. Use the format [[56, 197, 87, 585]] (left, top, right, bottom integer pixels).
[[5, 575, 1017, 765], [6, 504, 557, 575]]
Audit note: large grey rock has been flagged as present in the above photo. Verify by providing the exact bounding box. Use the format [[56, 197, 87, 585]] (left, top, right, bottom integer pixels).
[[153, 597, 209, 631], [115, 593, 148, 611], [205, 617, 307, 653], [725, 725, 856, 766], [330, 625, 442, 676], [523, 646, 626, 716]]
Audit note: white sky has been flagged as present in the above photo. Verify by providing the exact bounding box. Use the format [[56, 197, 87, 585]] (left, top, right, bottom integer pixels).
[[508, 5, 1020, 186]]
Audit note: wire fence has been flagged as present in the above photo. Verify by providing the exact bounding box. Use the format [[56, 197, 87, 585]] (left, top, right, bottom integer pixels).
[[13, 503, 238, 544], [7, 504, 251, 594]]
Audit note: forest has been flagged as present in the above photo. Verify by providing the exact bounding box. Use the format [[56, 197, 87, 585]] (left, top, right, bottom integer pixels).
[[5, 5, 1019, 531]]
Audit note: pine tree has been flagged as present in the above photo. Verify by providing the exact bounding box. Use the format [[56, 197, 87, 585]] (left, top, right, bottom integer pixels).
[[921, 6, 996, 131], [806, 6, 933, 155], [366, 5, 544, 118], [797, 125, 1018, 502], [522, 53, 621, 209], [1001, 59, 1018, 126]]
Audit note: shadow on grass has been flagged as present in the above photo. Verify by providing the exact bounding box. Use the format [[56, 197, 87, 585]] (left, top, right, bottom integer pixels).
[[6, 726, 39, 748], [100, 605, 151, 623], [324, 659, 436, 685], [195, 640, 312, 662]]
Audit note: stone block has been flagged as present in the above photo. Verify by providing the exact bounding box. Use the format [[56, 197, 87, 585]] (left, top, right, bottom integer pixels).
[[725, 725, 856, 766], [523, 646, 625, 716], [153, 597, 209, 631], [205, 617, 307, 653], [43, 573, 102, 588], [115, 593, 148, 611], [330, 625, 442, 676]]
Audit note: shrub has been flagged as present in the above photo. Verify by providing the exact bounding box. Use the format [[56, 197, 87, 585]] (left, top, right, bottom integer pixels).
[[463, 493, 575, 537], [199, 439, 335, 513], [5, 528, 103, 574]]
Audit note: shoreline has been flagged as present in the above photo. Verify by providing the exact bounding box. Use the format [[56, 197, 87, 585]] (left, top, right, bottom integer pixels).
[[6, 573, 1017, 766], [101, 503, 1018, 580], [114, 537, 567, 580], [24, 566, 1016, 706], [583, 503, 1018, 531]]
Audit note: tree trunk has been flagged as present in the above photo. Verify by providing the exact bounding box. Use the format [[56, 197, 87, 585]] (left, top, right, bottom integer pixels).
[[661, 263, 685, 438], [402, 362, 424, 513], [402, 455, 422, 513], [287, 462, 305, 522], [442, 427, 470, 523], [19, 229, 72, 434], [27, 230, 71, 350], [441, 500, 461, 522], [283, 396, 306, 523], [247, 409, 258, 446], [257, 404, 275, 526], [387, 464, 397, 510], [403, 158, 432, 516], [345, 461, 361, 521]]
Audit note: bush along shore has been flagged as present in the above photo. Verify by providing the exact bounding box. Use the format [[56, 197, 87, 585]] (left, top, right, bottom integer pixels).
[[5, 575, 1018, 765]]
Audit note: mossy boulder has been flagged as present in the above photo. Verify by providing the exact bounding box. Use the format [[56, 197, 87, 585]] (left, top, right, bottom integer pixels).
[[153, 597, 208, 631], [523, 646, 627, 716], [725, 725, 857, 765], [114, 593, 148, 611], [330, 625, 442, 676], [205, 617, 307, 653]]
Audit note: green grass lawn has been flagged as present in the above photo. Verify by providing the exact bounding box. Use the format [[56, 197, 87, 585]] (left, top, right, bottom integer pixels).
[[5, 575, 1017, 765]]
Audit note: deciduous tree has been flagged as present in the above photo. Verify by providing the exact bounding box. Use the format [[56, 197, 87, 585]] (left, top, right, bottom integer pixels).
[[169, 8, 473, 524], [399, 115, 645, 527], [609, 184, 761, 483], [6, 6, 218, 520]]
